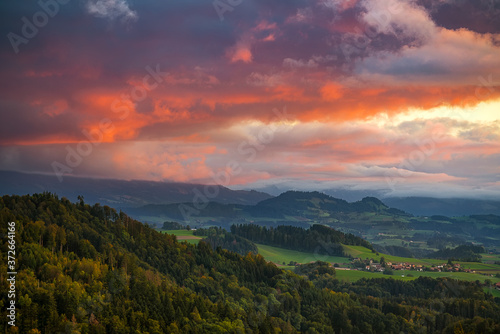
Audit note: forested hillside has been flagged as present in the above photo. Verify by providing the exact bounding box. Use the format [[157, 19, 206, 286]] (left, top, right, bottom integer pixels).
[[1, 193, 500, 333], [427, 245, 486, 262]]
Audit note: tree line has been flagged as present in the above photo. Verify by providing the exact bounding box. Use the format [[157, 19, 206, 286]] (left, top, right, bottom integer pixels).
[[230, 223, 373, 257], [193, 227, 258, 256], [428, 244, 485, 262]]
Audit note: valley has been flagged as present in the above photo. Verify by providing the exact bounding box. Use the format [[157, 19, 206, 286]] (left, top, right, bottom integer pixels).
[[137, 191, 500, 259], [2, 192, 499, 333], [161, 228, 500, 285]]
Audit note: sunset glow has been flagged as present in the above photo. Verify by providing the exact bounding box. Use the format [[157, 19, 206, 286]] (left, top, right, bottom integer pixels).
[[1, 0, 499, 198]]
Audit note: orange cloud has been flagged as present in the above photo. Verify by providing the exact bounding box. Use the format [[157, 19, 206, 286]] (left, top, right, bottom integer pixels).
[[321, 82, 344, 101], [227, 42, 253, 63]]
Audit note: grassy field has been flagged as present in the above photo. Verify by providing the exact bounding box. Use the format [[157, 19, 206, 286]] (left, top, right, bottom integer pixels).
[[342, 245, 432, 265], [341, 245, 500, 274], [458, 262, 500, 274], [256, 244, 350, 265], [256, 243, 500, 284], [482, 252, 500, 263], [160, 229, 202, 244]]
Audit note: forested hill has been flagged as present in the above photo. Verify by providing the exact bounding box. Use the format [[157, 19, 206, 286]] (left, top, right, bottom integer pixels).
[[126, 190, 410, 223], [246, 191, 409, 218], [1, 193, 500, 333]]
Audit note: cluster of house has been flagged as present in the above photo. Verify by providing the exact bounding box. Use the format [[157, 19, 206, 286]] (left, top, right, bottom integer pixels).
[[363, 261, 425, 272], [427, 263, 474, 273], [356, 259, 473, 273]]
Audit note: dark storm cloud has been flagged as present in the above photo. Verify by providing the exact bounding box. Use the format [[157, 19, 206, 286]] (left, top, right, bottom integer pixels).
[[417, 0, 500, 33], [0, 100, 81, 143]]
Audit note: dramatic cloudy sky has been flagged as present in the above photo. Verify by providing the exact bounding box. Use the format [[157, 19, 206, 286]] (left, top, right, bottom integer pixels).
[[1, 0, 499, 198]]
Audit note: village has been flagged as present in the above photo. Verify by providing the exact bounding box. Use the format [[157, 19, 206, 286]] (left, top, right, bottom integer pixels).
[[335, 257, 495, 278], [361, 260, 474, 273], [328, 258, 500, 290]]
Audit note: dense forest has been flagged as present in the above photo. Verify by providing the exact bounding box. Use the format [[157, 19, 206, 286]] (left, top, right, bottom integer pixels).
[[427, 245, 485, 262], [230, 224, 373, 257], [193, 227, 258, 256], [1, 193, 500, 333]]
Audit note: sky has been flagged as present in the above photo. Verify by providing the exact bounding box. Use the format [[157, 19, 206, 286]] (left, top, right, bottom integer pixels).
[[0, 0, 499, 199]]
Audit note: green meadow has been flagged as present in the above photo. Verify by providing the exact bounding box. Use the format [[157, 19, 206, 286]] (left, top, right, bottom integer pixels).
[[256, 243, 350, 265], [342, 245, 431, 265], [256, 243, 500, 284]]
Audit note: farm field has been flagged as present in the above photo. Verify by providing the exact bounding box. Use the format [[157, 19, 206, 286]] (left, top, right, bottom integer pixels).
[[256, 244, 350, 266], [257, 244, 500, 283], [458, 262, 500, 274], [482, 252, 500, 263], [341, 245, 500, 274], [160, 229, 202, 244]]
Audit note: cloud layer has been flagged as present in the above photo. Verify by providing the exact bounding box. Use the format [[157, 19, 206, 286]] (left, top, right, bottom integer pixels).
[[86, 0, 137, 22], [0, 0, 499, 198]]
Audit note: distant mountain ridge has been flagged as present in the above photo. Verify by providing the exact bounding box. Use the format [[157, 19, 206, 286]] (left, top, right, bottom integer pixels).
[[127, 190, 410, 223], [245, 191, 409, 218], [2, 170, 500, 216], [257, 188, 500, 216], [383, 197, 500, 216], [0, 170, 272, 207]]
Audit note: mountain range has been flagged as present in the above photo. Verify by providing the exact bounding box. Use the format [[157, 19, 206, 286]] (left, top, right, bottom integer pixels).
[[1, 170, 500, 216], [0, 170, 271, 207]]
